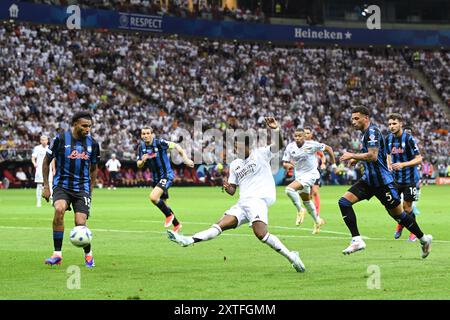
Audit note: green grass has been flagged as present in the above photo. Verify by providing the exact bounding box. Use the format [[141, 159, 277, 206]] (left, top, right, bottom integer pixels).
[[0, 185, 449, 300]]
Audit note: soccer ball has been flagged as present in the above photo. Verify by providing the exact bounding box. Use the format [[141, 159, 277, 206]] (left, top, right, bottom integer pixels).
[[69, 226, 93, 248]]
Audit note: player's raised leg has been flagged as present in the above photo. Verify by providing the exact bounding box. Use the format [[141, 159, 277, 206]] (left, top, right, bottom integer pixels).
[[252, 220, 305, 272], [168, 214, 237, 247]]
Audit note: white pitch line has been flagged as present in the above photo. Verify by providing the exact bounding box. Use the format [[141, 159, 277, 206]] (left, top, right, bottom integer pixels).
[[1, 225, 450, 243]]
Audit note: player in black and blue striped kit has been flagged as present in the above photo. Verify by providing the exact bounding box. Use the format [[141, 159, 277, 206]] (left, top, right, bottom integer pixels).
[[338, 107, 432, 258], [42, 112, 100, 268], [137, 127, 194, 233], [386, 113, 423, 242]]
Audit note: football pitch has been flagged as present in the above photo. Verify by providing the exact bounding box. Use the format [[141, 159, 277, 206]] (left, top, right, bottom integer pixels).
[[1, 185, 449, 300]]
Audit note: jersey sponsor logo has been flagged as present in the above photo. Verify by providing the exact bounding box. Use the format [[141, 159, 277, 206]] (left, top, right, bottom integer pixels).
[[391, 146, 404, 154], [146, 152, 157, 159], [236, 163, 257, 180], [67, 150, 89, 160]]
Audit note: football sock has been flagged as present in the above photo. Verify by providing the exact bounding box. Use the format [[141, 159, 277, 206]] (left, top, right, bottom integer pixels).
[[83, 244, 92, 255], [261, 233, 294, 262], [156, 200, 180, 226], [395, 212, 424, 239], [285, 187, 304, 212], [53, 231, 64, 252], [313, 192, 320, 214], [36, 184, 43, 206], [303, 200, 320, 223], [338, 197, 360, 237], [192, 224, 222, 243]]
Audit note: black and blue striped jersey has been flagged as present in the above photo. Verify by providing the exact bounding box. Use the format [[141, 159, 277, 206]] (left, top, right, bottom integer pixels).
[[386, 131, 420, 185], [360, 123, 394, 187], [47, 131, 100, 194], [137, 138, 174, 182]]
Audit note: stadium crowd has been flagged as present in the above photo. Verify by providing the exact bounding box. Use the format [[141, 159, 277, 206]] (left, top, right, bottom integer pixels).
[[0, 23, 449, 188]]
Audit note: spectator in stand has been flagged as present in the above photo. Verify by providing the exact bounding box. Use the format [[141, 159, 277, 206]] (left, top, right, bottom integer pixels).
[[96, 166, 106, 189], [143, 168, 152, 186], [123, 168, 136, 187], [135, 169, 145, 187]]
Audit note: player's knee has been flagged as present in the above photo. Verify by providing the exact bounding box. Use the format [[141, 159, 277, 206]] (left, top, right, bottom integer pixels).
[[338, 197, 353, 208], [252, 223, 267, 240], [254, 229, 267, 241], [285, 187, 298, 196], [149, 193, 159, 204], [403, 202, 413, 212], [54, 205, 65, 216]]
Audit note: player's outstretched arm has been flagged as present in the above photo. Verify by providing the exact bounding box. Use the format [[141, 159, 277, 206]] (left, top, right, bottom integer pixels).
[[340, 147, 378, 163], [264, 117, 284, 152], [392, 154, 423, 170], [324, 145, 337, 171], [42, 154, 52, 202], [173, 143, 194, 168]]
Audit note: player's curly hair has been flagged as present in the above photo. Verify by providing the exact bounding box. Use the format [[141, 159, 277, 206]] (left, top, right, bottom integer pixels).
[[351, 106, 370, 116], [71, 111, 93, 125]]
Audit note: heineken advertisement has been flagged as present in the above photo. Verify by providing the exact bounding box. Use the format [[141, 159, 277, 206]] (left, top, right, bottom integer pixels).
[[1, 0, 449, 47]]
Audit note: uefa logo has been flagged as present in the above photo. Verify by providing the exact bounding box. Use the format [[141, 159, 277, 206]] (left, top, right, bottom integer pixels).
[[119, 14, 129, 28]]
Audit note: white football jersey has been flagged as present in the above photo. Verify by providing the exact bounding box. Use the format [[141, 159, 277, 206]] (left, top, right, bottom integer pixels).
[[228, 146, 276, 204], [105, 159, 121, 172], [32, 144, 49, 183], [283, 140, 325, 176]]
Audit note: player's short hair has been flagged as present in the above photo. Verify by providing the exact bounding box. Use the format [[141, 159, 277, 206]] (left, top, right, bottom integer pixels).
[[351, 106, 370, 116], [294, 127, 305, 133], [303, 126, 313, 132], [388, 113, 403, 122], [71, 111, 93, 125], [141, 126, 152, 133]]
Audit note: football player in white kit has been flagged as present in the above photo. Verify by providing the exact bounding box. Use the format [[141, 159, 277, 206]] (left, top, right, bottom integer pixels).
[[283, 128, 336, 234], [31, 135, 54, 207], [167, 117, 306, 272]]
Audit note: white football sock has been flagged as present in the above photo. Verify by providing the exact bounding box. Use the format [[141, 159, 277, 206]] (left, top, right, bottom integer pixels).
[[36, 184, 43, 206], [53, 251, 62, 257], [303, 200, 319, 223], [261, 233, 295, 263], [192, 224, 222, 242], [285, 187, 304, 212]]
